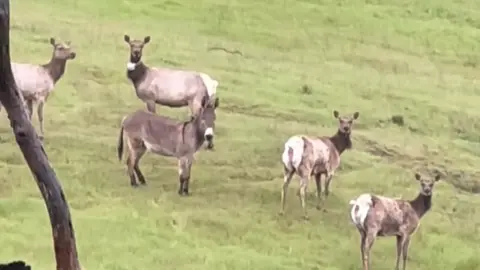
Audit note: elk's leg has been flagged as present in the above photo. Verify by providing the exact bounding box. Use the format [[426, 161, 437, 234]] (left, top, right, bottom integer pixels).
[[26, 99, 33, 120], [362, 231, 376, 270], [324, 172, 335, 198], [401, 236, 411, 270], [133, 145, 147, 185], [146, 100, 156, 114], [178, 157, 192, 196], [395, 235, 403, 270], [37, 101, 45, 139], [314, 173, 322, 209], [360, 231, 366, 269], [298, 174, 309, 220], [279, 166, 295, 215]]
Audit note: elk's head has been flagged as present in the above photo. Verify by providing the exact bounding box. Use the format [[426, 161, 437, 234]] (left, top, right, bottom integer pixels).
[[124, 35, 150, 71], [50, 38, 76, 61], [415, 172, 441, 196], [333, 110, 359, 135]]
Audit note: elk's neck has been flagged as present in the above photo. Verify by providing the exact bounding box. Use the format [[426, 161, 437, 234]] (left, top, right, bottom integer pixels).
[[42, 58, 67, 83], [408, 193, 432, 218], [329, 130, 352, 154], [127, 62, 148, 87]]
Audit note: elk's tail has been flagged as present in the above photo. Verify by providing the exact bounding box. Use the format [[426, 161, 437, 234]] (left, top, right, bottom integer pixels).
[[349, 194, 373, 230], [281, 136, 304, 171], [117, 118, 126, 161]]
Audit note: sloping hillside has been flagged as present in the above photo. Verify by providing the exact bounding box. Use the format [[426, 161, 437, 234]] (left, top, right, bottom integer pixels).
[[1, 0, 479, 269]]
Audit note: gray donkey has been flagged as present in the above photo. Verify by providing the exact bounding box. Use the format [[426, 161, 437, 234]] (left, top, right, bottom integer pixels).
[[117, 95, 219, 195], [123, 35, 218, 118], [0, 37, 76, 139], [280, 110, 360, 219]]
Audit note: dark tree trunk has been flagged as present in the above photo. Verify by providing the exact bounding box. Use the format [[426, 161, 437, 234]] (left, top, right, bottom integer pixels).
[[0, 1, 81, 270]]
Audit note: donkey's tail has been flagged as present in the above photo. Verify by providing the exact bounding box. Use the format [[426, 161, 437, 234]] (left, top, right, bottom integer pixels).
[[117, 117, 126, 161], [281, 136, 304, 171]]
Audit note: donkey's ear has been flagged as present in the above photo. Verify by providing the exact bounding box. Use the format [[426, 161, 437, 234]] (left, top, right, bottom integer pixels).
[[434, 174, 441, 182], [333, 110, 339, 118], [49, 37, 56, 46], [144, 36, 151, 44], [214, 97, 219, 108], [414, 173, 421, 181], [201, 95, 208, 108], [124, 35, 130, 43], [353, 112, 360, 119]]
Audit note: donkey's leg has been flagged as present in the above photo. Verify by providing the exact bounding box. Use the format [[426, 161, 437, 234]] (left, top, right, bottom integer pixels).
[[279, 166, 295, 215], [188, 97, 202, 120], [133, 145, 147, 185], [146, 100, 156, 114], [37, 101, 45, 139], [126, 139, 138, 187], [314, 173, 323, 210], [177, 156, 193, 196]]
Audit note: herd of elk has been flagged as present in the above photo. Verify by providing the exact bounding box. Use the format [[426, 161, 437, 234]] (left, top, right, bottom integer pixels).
[[0, 34, 446, 270]]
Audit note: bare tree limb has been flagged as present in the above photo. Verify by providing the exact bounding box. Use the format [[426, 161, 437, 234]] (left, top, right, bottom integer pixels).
[[207, 46, 243, 56], [0, 1, 81, 270]]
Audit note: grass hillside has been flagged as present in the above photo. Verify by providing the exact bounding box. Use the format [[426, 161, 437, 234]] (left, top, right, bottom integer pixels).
[[1, 0, 480, 269]]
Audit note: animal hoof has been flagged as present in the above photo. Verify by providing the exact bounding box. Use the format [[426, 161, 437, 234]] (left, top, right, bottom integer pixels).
[[131, 184, 139, 188], [278, 211, 285, 216], [303, 215, 310, 220], [316, 205, 322, 210]]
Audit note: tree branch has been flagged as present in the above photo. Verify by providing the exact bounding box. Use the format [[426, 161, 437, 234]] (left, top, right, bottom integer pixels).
[[0, 1, 81, 270]]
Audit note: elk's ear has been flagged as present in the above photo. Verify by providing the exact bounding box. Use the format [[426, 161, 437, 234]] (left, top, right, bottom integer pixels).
[[434, 174, 441, 182], [49, 37, 56, 46], [214, 97, 219, 108], [333, 110, 339, 118], [144, 36, 151, 44], [124, 35, 130, 43], [414, 173, 421, 181], [353, 112, 360, 119]]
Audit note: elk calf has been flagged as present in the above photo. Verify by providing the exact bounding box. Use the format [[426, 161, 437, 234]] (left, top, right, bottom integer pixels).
[[117, 95, 219, 195], [280, 110, 359, 219], [123, 35, 218, 121], [349, 172, 441, 270], [0, 38, 76, 139]]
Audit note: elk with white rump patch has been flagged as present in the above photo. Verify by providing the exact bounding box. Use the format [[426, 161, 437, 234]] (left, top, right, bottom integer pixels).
[[349, 172, 441, 270], [117, 95, 219, 195], [0, 37, 76, 139], [123, 35, 218, 119], [280, 110, 360, 219]]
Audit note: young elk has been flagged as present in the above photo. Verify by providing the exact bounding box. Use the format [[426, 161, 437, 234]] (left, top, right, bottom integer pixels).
[[0, 38, 76, 139], [117, 95, 219, 195], [280, 110, 360, 219], [349, 172, 441, 270], [123, 35, 218, 119]]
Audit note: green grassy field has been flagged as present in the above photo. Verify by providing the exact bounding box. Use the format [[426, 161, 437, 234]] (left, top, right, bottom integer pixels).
[[1, 0, 480, 269]]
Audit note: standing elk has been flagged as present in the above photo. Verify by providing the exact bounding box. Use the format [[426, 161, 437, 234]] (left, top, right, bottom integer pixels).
[[0, 37, 76, 139], [123, 35, 218, 119], [117, 94, 219, 195], [349, 172, 441, 270], [280, 110, 360, 219]]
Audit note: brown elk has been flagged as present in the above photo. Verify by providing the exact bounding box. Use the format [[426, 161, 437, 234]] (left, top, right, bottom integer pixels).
[[280, 110, 360, 219], [349, 172, 441, 270], [123, 35, 218, 119], [117, 95, 219, 195], [0, 37, 76, 139]]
